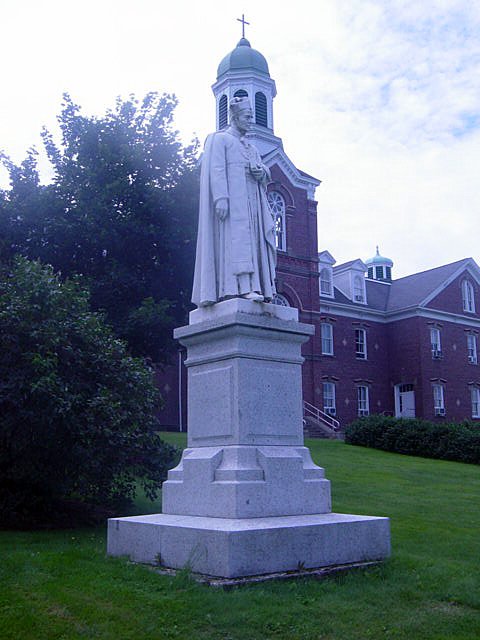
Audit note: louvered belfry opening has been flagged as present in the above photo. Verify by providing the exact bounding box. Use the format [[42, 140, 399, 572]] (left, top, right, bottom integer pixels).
[[255, 91, 268, 127], [218, 95, 228, 129]]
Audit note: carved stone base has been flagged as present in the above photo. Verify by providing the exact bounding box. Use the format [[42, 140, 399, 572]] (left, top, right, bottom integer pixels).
[[162, 445, 331, 518], [107, 300, 391, 577]]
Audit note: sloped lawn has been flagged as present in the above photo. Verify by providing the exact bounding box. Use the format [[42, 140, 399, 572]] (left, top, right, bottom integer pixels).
[[1, 435, 478, 640]]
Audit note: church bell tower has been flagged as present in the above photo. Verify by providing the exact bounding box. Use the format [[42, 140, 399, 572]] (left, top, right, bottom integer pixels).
[[211, 17, 281, 157]]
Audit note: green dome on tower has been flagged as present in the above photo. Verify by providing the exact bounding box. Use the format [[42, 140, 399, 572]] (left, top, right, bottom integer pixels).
[[217, 38, 270, 79], [366, 246, 393, 268], [365, 247, 394, 282]]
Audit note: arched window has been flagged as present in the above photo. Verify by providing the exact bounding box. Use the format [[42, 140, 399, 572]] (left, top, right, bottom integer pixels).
[[267, 191, 286, 251], [218, 95, 228, 129], [353, 275, 364, 303], [272, 293, 290, 307], [255, 92, 268, 127], [320, 268, 333, 296], [462, 280, 475, 313], [233, 89, 248, 98]]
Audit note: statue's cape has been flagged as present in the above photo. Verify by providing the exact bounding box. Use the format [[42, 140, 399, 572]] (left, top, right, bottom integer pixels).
[[192, 133, 218, 307], [191, 131, 276, 307]]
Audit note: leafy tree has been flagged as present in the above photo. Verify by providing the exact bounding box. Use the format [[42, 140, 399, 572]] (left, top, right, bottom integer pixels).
[[0, 93, 199, 362], [0, 257, 178, 527]]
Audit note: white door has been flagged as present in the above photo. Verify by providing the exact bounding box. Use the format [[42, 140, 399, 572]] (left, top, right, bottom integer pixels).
[[395, 384, 415, 418]]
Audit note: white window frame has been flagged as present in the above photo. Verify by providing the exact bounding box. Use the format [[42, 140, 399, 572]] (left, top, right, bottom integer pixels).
[[320, 268, 333, 297], [353, 275, 365, 303], [433, 384, 445, 416], [430, 327, 442, 358], [355, 328, 367, 359], [471, 387, 480, 418], [323, 382, 336, 415], [320, 322, 334, 355], [267, 191, 286, 252], [467, 334, 478, 364], [357, 385, 370, 417], [462, 280, 475, 313]]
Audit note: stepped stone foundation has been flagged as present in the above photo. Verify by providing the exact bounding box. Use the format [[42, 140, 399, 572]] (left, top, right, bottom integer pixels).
[[108, 299, 390, 578]]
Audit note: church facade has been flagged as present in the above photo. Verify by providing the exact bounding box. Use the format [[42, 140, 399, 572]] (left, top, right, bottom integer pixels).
[[158, 37, 480, 431]]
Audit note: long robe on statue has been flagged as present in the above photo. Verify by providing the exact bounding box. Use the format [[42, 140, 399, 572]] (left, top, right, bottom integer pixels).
[[192, 128, 277, 307]]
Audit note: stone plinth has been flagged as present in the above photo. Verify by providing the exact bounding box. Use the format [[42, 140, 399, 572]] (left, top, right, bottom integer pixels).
[[107, 513, 390, 578], [107, 300, 391, 578]]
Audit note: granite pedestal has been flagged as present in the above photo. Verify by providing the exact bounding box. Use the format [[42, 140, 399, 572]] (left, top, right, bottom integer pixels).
[[107, 299, 390, 578]]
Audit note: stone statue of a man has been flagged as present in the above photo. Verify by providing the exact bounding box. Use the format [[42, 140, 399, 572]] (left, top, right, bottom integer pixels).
[[192, 97, 277, 307]]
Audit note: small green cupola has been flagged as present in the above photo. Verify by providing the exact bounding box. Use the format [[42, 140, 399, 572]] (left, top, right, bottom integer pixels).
[[365, 247, 394, 282]]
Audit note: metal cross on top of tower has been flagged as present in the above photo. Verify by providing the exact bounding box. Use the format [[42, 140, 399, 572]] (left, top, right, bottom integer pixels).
[[237, 13, 250, 38]]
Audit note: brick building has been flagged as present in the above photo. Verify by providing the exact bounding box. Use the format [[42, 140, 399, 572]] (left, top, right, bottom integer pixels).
[[158, 37, 480, 431]]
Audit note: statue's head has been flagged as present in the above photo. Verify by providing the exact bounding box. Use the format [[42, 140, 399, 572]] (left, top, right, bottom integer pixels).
[[230, 97, 253, 133]]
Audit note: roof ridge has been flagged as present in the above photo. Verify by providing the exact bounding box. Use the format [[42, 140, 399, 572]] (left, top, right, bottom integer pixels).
[[393, 258, 470, 283]]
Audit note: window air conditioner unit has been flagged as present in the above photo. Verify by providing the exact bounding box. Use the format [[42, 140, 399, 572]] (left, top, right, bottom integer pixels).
[[468, 355, 477, 364], [435, 408, 446, 416], [326, 407, 336, 416], [358, 409, 369, 417], [432, 349, 442, 359], [354, 295, 363, 302]]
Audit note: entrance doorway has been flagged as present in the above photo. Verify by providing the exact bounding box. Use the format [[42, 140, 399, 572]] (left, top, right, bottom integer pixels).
[[395, 384, 415, 418]]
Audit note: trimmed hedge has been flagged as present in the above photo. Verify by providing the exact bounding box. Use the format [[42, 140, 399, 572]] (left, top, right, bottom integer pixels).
[[344, 415, 480, 464]]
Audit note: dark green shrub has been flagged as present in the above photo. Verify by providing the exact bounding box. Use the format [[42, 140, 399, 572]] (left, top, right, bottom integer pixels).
[[345, 416, 480, 464], [0, 257, 178, 527]]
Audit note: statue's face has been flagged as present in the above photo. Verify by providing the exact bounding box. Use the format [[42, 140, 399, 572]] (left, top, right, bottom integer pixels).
[[235, 108, 253, 133]]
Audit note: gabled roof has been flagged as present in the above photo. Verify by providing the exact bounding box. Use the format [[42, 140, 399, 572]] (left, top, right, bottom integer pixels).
[[321, 258, 480, 316], [334, 259, 367, 272], [318, 250, 336, 265], [262, 147, 320, 199], [386, 258, 477, 312]]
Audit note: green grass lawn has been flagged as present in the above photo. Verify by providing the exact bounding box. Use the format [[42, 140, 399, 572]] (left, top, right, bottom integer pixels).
[[1, 435, 479, 640]]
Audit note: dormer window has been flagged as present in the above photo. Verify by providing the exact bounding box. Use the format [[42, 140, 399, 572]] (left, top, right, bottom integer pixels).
[[320, 268, 333, 297], [353, 276, 364, 303], [318, 251, 336, 298], [462, 280, 475, 313]]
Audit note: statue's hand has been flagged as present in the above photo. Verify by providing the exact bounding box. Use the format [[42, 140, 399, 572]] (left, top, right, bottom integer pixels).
[[215, 198, 229, 221], [250, 165, 264, 181]]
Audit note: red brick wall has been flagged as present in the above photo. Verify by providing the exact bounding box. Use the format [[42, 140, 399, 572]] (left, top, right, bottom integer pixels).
[[387, 315, 480, 422], [427, 274, 480, 318], [303, 314, 391, 425]]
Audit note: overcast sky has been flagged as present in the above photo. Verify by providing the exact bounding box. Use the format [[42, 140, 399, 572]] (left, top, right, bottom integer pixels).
[[1, 0, 479, 278]]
